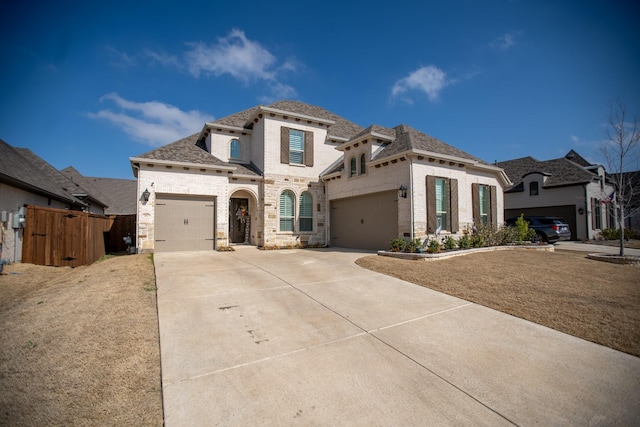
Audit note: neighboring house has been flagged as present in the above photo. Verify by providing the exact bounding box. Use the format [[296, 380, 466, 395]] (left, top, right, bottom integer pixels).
[[60, 166, 137, 215], [0, 139, 103, 262], [497, 150, 616, 240], [131, 100, 509, 252]]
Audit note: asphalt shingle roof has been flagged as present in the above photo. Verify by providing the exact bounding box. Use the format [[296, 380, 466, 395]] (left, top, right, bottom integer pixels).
[[61, 167, 137, 215], [134, 134, 261, 176], [0, 139, 87, 207], [497, 155, 597, 191]]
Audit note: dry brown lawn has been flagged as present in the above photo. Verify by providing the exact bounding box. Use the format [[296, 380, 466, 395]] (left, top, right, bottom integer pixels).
[[0, 254, 162, 426], [356, 249, 640, 357], [1, 248, 638, 425]]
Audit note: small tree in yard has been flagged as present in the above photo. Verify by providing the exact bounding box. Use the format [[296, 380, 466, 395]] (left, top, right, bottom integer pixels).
[[600, 100, 640, 256]]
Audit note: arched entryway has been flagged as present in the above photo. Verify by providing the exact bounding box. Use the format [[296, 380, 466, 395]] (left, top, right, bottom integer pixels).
[[229, 190, 258, 245]]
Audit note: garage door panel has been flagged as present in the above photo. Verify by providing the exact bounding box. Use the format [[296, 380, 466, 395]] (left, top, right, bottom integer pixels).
[[155, 195, 215, 252], [331, 191, 398, 250]]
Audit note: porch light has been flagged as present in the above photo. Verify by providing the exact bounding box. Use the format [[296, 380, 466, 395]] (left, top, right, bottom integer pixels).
[[398, 185, 407, 199], [142, 188, 150, 202]]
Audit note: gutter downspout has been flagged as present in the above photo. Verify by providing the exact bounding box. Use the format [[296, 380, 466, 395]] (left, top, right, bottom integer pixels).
[[583, 184, 589, 240]]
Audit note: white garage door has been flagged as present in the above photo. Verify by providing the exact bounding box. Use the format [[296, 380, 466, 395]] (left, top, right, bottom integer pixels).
[[330, 191, 398, 250], [155, 195, 215, 252]]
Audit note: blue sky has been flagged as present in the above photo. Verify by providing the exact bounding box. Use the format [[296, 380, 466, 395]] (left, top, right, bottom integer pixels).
[[1, 0, 638, 179]]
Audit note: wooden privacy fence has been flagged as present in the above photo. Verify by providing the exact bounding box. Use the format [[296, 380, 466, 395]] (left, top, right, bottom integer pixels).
[[22, 205, 136, 267]]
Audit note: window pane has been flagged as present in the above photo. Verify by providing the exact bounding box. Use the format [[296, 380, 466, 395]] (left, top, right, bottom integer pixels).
[[435, 178, 448, 230], [280, 190, 295, 231], [350, 157, 356, 177], [230, 139, 240, 158], [299, 192, 312, 231], [360, 154, 366, 174], [479, 185, 488, 225], [289, 129, 304, 164]]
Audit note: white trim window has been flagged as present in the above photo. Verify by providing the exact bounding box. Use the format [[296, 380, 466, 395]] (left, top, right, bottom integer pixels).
[[280, 190, 295, 231], [299, 191, 313, 231]]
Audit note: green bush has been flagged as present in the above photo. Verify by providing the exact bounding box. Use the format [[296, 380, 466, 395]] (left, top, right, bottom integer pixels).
[[407, 238, 422, 253], [457, 233, 472, 249], [389, 238, 406, 252], [515, 214, 536, 243], [601, 228, 620, 240], [427, 239, 440, 253], [443, 236, 457, 250], [471, 234, 485, 248]]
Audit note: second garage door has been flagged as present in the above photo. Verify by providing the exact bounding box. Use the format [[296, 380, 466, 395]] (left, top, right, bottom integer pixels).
[[155, 195, 216, 252], [330, 191, 398, 250]]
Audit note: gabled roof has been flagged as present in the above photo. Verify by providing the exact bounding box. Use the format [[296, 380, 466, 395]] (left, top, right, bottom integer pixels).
[[209, 100, 364, 141], [61, 167, 137, 215], [497, 154, 598, 191], [564, 149, 592, 167], [373, 124, 488, 164], [132, 133, 261, 177], [0, 139, 88, 207]]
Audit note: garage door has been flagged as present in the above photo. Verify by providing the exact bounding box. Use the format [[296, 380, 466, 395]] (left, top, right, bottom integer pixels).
[[330, 191, 398, 250], [505, 205, 577, 240], [155, 195, 215, 252]]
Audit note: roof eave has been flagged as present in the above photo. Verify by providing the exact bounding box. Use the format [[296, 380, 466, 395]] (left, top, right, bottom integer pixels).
[[248, 106, 336, 127], [129, 157, 236, 172]]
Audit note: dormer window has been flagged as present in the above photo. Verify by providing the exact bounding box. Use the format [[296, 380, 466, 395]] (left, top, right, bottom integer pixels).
[[350, 157, 357, 177], [530, 181, 539, 196], [230, 139, 240, 160]]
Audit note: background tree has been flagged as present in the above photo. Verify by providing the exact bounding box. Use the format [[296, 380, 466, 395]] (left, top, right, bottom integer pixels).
[[600, 100, 640, 256]]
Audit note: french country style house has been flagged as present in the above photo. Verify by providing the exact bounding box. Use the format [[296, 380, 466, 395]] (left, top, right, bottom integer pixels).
[[130, 100, 509, 252], [497, 150, 616, 240]]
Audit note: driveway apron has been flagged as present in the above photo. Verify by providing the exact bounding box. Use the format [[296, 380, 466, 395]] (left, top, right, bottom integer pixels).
[[154, 247, 640, 426]]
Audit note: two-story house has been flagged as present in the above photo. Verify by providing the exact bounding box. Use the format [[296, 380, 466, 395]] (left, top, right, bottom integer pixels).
[[497, 150, 616, 240], [130, 100, 509, 252]]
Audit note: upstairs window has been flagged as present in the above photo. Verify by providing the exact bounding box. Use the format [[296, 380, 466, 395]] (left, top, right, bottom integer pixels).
[[289, 129, 304, 164], [279, 190, 295, 232], [280, 127, 314, 166], [530, 181, 539, 196], [299, 192, 313, 232], [230, 139, 240, 159], [360, 153, 366, 175], [350, 157, 357, 177]]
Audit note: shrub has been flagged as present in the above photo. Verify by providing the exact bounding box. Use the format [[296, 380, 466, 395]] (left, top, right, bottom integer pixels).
[[601, 228, 620, 240], [427, 239, 440, 253], [515, 214, 536, 243], [443, 236, 457, 250], [457, 233, 472, 249], [471, 234, 485, 248], [407, 238, 422, 253], [389, 238, 406, 252]]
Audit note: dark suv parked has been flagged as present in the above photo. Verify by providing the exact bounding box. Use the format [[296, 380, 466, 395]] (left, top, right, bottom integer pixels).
[[505, 216, 571, 243]]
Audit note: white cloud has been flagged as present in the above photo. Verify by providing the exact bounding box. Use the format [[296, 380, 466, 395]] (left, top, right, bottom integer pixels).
[[490, 32, 519, 51], [88, 93, 213, 147], [391, 65, 449, 102], [106, 45, 136, 68], [185, 29, 280, 82]]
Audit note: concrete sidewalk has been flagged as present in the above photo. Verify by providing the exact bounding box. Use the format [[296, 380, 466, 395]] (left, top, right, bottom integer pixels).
[[555, 240, 640, 256], [155, 248, 640, 426]]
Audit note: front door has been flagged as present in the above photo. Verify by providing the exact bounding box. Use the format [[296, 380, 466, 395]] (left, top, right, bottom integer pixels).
[[229, 198, 249, 243]]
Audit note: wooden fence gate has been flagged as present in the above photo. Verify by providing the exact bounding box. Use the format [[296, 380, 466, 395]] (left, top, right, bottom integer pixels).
[[22, 206, 135, 267]]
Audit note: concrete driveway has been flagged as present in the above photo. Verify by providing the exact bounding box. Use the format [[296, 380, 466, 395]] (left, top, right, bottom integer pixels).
[[154, 247, 640, 426]]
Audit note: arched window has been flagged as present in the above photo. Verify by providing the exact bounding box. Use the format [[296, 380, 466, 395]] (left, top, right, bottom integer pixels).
[[230, 139, 240, 159], [279, 190, 295, 231], [360, 153, 366, 175], [350, 157, 357, 177], [299, 192, 313, 232]]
